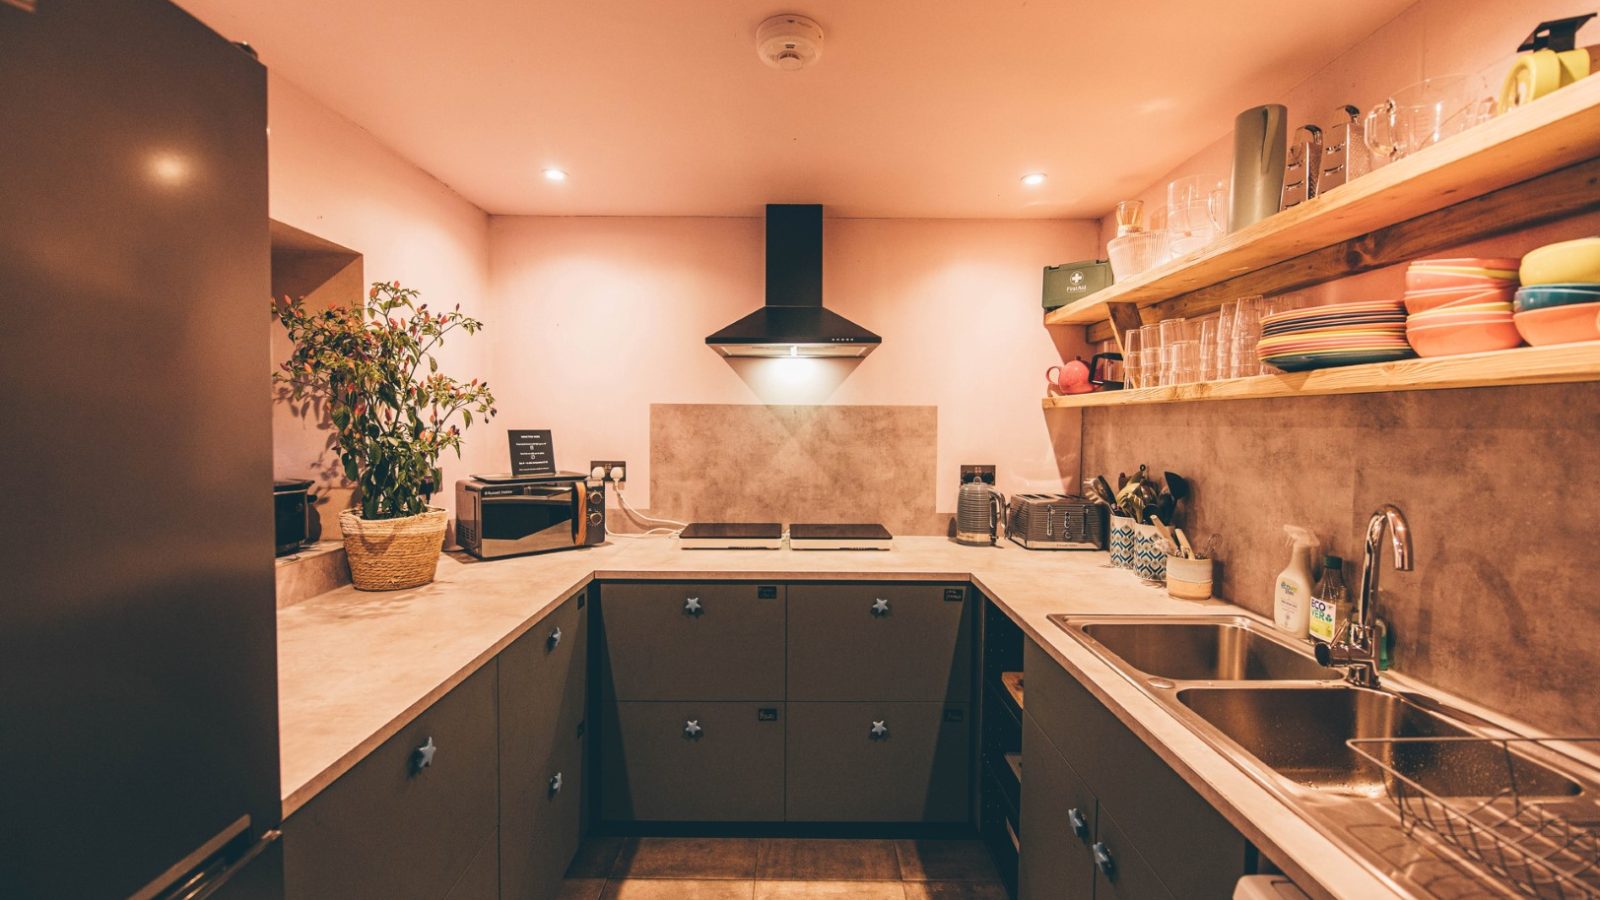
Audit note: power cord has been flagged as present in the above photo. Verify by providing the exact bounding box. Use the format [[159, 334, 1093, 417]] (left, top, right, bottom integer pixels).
[[605, 482, 688, 539]]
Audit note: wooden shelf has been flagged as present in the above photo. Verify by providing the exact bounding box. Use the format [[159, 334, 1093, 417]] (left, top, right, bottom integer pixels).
[[1044, 78, 1600, 333], [1000, 671, 1024, 710], [1040, 343, 1600, 409]]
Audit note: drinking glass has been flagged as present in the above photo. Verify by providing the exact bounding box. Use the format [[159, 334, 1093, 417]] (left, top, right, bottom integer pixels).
[[1229, 296, 1263, 378], [1139, 323, 1163, 386], [1157, 318, 1188, 385], [1121, 329, 1144, 389], [1364, 75, 1494, 161], [1166, 175, 1229, 257], [1196, 318, 1220, 382], [1168, 340, 1202, 384], [1214, 302, 1236, 378]]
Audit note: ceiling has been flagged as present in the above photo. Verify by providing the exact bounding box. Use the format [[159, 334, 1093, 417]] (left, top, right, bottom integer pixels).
[[178, 0, 1415, 219]]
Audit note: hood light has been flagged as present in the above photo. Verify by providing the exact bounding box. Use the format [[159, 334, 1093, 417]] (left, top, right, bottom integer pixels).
[[543, 167, 568, 182], [1021, 172, 1047, 186]]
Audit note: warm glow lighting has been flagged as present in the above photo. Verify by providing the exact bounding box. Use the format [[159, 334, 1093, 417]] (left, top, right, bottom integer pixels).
[[147, 151, 191, 186], [1020, 172, 1047, 187], [543, 167, 568, 182]]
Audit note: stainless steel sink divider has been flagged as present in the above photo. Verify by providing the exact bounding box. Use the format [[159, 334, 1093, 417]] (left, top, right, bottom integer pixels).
[[1348, 736, 1600, 899]]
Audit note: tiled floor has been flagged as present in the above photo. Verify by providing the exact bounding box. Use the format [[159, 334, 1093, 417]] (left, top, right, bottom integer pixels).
[[561, 837, 1008, 899]]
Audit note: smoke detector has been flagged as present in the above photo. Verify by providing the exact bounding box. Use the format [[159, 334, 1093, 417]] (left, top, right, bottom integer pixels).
[[756, 15, 824, 71]]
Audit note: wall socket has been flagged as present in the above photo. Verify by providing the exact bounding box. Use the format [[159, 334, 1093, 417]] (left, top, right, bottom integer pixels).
[[960, 465, 996, 485], [589, 460, 627, 484]]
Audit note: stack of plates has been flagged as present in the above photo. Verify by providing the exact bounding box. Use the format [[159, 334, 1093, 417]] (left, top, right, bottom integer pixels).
[[1256, 301, 1415, 372]]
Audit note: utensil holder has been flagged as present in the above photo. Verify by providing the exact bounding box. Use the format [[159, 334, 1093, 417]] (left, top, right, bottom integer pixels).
[[1165, 555, 1214, 600], [1132, 523, 1168, 583], [1109, 515, 1136, 569]]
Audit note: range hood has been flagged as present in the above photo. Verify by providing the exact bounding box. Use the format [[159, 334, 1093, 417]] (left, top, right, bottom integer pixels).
[[706, 204, 880, 358]]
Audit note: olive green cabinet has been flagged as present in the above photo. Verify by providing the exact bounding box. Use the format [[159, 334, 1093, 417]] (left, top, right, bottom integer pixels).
[[282, 663, 499, 900], [600, 582, 786, 700], [499, 591, 588, 899], [600, 700, 786, 821], [1020, 639, 1251, 900]]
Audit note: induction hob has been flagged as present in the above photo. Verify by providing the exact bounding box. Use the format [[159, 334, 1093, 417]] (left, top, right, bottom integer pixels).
[[678, 522, 784, 550], [788, 523, 893, 551]]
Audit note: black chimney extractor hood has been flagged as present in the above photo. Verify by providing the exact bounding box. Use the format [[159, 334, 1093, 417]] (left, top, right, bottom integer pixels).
[[706, 204, 880, 358]]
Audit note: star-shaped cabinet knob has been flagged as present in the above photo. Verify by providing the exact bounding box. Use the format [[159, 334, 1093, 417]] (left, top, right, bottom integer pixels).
[[684, 597, 703, 615], [871, 598, 890, 616], [548, 626, 562, 650], [684, 720, 703, 739], [413, 736, 437, 772], [549, 772, 564, 795], [870, 720, 889, 739]]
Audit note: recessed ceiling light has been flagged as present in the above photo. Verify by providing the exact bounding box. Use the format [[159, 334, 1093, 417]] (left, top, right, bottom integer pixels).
[[543, 167, 568, 182], [1021, 172, 1047, 187]]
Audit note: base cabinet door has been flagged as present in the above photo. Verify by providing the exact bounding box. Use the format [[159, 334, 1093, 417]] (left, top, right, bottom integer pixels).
[[282, 664, 498, 900], [443, 833, 499, 900], [600, 700, 785, 822], [1018, 715, 1094, 900], [599, 583, 785, 701], [787, 584, 971, 701], [786, 701, 970, 823], [1092, 805, 1176, 900], [500, 593, 588, 899]]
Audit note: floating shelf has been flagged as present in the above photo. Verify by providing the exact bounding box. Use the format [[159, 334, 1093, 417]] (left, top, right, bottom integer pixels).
[[1040, 343, 1600, 409], [1043, 78, 1600, 332]]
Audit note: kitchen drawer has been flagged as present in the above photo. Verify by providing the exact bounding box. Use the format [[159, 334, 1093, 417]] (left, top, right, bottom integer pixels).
[[1024, 639, 1249, 897], [599, 700, 785, 822], [1018, 714, 1095, 900], [283, 662, 498, 900], [600, 582, 785, 700], [500, 591, 587, 900], [785, 701, 971, 823], [787, 583, 972, 701], [1092, 804, 1175, 900]]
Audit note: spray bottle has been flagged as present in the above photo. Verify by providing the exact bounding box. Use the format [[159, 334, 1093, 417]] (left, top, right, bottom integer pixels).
[[1274, 525, 1320, 637]]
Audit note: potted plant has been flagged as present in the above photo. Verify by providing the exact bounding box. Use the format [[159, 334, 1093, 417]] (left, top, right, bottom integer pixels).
[[274, 281, 495, 590]]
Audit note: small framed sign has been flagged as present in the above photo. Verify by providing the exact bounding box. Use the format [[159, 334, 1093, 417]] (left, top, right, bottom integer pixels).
[[508, 429, 555, 477]]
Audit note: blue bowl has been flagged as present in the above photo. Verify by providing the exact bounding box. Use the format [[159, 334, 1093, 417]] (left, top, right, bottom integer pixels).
[[1514, 283, 1600, 313]]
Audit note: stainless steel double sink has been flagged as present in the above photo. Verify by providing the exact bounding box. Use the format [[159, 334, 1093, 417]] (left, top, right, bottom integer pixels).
[[1050, 615, 1585, 800], [1046, 614, 1600, 897]]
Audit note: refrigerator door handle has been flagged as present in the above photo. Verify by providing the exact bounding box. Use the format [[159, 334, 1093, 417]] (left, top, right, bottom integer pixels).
[[131, 815, 277, 900]]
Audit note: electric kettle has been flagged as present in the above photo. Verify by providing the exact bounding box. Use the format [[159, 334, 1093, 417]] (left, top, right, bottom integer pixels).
[[956, 479, 1005, 545]]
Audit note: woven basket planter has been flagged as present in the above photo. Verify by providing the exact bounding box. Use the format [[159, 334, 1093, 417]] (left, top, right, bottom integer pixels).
[[339, 507, 448, 591]]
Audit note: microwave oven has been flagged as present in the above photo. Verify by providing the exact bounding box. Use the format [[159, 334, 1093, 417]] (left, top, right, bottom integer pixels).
[[456, 473, 605, 560]]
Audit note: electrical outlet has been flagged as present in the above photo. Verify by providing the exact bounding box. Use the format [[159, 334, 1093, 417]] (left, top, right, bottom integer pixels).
[[589, 460, 627, 484], [960, 465, 996, 485]]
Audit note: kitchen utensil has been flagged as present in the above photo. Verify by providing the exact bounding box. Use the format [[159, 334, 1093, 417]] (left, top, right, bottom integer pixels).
[[1498, 15, 1597, 113], [1318, 105, 1369, 193], [1281, 123, 1323, 209], [1514, 283, 1600, 312], [1174, 528, 1196, 559], [956, 478, 1005, 545], [1167, 339, 1202, 384], [1403, 284, 1517, 314], [1197, 318, 1221, 381], [1094, 475, 1116, 509], [1261, 347, 1417, 371], [1364, 75, 1494, 161], [1121, 328, 1146, 389], [1230, 103, 1287, 230], [1088, 352, 1125, 390], [1139, 323, 1164, 386], [1114, 199, 1146, 234], [1520, 236, 1600, 285], [1512, 301, 1600, 345], [1132, 523, 1169, 583], [1163, 472, 1190, 518]]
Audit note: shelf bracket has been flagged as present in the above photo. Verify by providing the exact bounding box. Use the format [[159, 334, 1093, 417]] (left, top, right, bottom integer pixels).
[[1104, 302, 1143, 355]]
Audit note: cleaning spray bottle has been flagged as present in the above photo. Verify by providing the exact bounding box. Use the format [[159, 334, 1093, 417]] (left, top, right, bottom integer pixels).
[[1274, 526, 1320, 638]]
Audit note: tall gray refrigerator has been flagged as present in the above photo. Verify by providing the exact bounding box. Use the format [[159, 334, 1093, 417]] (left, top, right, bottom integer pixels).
[[0, 0, 282, 897]]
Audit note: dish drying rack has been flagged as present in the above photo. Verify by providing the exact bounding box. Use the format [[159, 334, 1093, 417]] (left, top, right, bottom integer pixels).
[[1348, 736, 1600, 898]]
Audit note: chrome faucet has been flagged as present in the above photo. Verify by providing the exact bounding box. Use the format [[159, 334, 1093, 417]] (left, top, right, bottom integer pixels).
[[1315, 504, 1411, 687]]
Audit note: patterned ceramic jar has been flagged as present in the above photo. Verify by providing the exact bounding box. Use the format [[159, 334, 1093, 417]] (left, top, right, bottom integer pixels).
[[1109, 515, 1136, 569], [1133, 523, 1168, 583]]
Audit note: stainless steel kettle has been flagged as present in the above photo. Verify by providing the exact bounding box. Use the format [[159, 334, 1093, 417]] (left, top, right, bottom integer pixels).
[[956, 480, 1005, 545]]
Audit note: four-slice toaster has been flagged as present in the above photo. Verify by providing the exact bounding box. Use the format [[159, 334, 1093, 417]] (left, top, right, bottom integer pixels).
[[1005, 493, 1107, 550]]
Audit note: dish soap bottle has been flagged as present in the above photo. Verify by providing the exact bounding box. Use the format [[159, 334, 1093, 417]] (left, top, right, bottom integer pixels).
[[1308, 555, 1349, 643], [1274, 525, 1319, 637]]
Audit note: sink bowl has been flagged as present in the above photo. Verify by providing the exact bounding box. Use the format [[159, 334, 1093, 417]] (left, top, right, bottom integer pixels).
[[1076, 620, 1337, 682], [1178, 686, 1583, 799]]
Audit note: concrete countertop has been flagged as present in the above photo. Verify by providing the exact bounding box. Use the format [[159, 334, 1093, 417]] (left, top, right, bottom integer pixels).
[[278, 536, 1396, 897]]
